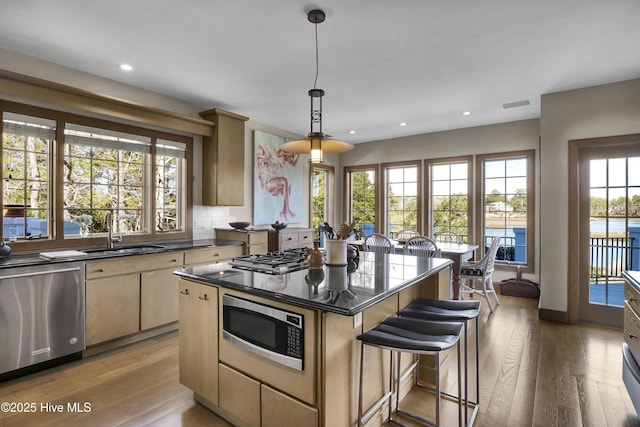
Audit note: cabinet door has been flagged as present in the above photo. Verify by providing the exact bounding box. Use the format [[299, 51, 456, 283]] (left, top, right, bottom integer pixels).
[[140, 267, 179, 330], [219, 364, 261, 427], [86, 274, 140, 346], [200, 108, 248, 206], [178, 280, 218, 404], [261, 384, 318, 427]]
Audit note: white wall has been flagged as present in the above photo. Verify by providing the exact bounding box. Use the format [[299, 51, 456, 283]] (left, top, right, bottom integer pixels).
[[539, 78, 640, 313]]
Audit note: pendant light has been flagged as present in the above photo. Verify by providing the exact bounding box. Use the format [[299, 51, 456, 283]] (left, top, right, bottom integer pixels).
[[279, 9, 354, 163]]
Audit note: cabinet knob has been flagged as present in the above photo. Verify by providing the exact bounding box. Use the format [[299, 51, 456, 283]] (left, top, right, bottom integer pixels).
[[180, 289, 190, 295], [96, 268, 104, 273], [630, 334, 637, 339], [287, 237, 293, 241], [171, 259, 178, 263], [214, 253, 220, 257], [199, 294, 209, 301]]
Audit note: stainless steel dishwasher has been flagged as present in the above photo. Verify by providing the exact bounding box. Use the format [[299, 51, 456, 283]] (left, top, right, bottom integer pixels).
[[0, 261, 85, 375]]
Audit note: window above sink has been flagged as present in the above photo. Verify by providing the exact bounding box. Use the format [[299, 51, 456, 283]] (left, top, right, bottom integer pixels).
[[1, 100, 193, 251]]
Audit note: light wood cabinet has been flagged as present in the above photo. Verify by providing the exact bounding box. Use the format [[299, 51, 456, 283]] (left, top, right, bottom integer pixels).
[[219, 364, 261, 427], [86, 273, 140, 346], [86, 251, 183, 280], [268, 228, 314, 252], [199, 108, 249, 206], [261, 384, 318, 427], [184, 245, 244, 266], [625, 279, 640, 361], [179, 279, 219, 404], [215, 228, 268, 254], [85, 251, 184, 346], [140, 267, 179, 330]]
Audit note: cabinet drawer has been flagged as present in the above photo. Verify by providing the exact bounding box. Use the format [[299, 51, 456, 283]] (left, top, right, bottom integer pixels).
[[184, 245, 243, 265], [248, 232, 268, 245], [297, 231, 314, 248], [86, 252, 183, 279], [626, 282, 640, 316], [625, 301, 640, 362], [261, 384, 318, 427], [279, 232, 299, 246], [219, 364, 261, 427]]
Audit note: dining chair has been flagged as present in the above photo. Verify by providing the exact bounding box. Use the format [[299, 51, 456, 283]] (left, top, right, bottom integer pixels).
[[404, 236, 441, 257], [363, 233, 393, 254], [434, 230, 463, 244], [395, 229, 419, 242], [459, 236, 501, 312]]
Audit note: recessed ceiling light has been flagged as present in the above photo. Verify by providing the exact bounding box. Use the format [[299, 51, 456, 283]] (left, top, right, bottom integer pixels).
[[349, 130, 356, 134], [462, 111, 471, 116], [119, 64, 133, 71], [399, 122, 407, 127]]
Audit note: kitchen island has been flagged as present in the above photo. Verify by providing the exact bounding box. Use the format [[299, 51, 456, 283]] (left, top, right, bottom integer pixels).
[[174, 252, 452, 427]]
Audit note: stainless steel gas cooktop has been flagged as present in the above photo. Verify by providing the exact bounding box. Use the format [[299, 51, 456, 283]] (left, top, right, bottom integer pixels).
[[229, 248, 309, 275]]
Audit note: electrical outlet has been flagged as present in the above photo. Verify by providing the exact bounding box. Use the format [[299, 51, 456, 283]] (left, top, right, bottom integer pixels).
[[353, 312, 362, 328], [194, 219, 206, 229]]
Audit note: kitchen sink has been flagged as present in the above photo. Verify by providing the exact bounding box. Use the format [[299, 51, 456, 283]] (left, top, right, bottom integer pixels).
[[81, 244, 167, 254]]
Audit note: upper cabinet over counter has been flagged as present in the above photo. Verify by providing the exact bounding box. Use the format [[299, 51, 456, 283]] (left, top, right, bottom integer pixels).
[[199, 108, 249, 206]]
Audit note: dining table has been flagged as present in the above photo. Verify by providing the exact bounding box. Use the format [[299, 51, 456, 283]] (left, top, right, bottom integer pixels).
[[352, 239, 479, 299]]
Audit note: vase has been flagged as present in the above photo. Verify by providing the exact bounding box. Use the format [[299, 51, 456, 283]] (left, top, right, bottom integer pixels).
[[325, 239, 347, 266], [80, 223, 90, 238], [307, 241, 325, 269]]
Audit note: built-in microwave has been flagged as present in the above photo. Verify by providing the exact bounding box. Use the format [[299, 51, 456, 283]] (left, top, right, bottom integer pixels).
[[222, 294, 304, 371]]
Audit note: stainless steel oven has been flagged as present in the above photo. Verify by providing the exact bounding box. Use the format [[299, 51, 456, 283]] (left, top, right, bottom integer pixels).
[[222, 294, 304, 371]]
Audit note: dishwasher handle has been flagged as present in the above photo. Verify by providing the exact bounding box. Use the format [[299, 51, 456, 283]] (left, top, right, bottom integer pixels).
[[0, 266, 82, 281]]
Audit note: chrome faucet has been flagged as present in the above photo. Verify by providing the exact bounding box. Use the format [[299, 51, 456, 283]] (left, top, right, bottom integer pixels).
[[105, 212, 122, 249]]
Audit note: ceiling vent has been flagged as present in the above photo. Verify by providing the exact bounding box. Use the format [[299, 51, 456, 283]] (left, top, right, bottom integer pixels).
[[502, 100, 530, 109]]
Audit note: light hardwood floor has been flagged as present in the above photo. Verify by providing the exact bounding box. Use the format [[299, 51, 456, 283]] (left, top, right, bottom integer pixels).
[[0, 294, 638, 426]]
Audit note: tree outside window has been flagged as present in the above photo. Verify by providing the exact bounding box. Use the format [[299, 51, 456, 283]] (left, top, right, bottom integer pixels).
[[429, 160, 470, 242], [385, 164, 419, 237], [345, 167, 377, 238]]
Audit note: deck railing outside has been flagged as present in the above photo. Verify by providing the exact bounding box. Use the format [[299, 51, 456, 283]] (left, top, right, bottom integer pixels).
[[589, 237, 636, 283]]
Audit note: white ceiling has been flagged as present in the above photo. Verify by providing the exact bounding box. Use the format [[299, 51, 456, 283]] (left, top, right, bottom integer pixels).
[[1, 0, 640, 143]]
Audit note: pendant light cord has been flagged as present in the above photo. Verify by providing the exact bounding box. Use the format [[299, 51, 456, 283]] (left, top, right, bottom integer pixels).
[[313, 22, 319, 90]]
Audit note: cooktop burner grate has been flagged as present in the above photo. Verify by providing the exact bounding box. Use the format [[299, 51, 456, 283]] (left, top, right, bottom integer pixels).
[[230, 249, 309, 274]]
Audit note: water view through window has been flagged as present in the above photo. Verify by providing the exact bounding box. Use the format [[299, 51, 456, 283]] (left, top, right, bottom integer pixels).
[[589, 157, 640, 307]]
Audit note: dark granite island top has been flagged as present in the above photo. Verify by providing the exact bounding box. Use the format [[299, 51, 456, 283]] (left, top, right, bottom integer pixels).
[[174, 252, 453, 315]]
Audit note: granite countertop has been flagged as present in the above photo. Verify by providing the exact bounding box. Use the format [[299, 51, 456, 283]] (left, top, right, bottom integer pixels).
[[0, 238, 243, 269], [174, 252, 453, 316]]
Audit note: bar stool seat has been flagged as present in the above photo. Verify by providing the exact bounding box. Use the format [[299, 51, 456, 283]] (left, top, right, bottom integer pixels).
[[399, 298, 481, 426], [357, 316, 464, 427]]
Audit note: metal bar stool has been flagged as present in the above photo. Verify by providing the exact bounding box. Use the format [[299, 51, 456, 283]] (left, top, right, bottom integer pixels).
[[357, 316, 464, 427], [398, 298, 481, 426]]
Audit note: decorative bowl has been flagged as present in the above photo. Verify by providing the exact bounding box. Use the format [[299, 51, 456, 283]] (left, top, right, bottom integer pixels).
[[229, 221, 250, 230], [271, 223, 287, 230]]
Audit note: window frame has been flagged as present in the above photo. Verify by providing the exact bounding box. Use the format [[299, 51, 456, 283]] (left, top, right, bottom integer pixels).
[[424, 155, 473, 242], [344, 164, 380, 238], [381, 160, 422, 237], [310, 163, 335, 241], [475, 150, 535, 271], [1, 100, 192, 253]]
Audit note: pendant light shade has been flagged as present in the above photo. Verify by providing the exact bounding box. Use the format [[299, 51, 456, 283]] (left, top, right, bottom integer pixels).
[[279, 9, 354, 163]]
